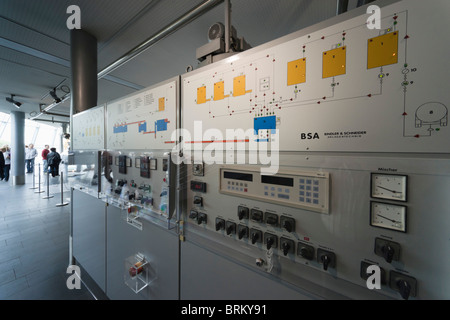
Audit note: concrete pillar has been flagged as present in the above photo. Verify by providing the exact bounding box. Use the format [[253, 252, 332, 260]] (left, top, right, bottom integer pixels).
[[10, 111, 25, 186]]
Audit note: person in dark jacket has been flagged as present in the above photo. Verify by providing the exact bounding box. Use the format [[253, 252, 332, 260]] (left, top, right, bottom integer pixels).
[[0, 148, 5, 181], [47, 147, 61, 177]]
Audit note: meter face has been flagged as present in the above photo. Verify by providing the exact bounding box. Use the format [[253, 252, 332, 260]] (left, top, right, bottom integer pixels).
[[371, 174, 407, 202], [370, 201, 407, 233]]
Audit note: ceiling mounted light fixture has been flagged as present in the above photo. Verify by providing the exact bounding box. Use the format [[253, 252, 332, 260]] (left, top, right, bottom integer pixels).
[[6, 94, 22, 108], [49, 88, 62, 104]]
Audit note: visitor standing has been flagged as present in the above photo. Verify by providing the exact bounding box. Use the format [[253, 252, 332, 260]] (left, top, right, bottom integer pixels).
[[0, 147, 4, 181], [25, 143, 37, 173], [3, 146, 11, 182], [42, 145, 50, 174], [47, 147, 61, 177]]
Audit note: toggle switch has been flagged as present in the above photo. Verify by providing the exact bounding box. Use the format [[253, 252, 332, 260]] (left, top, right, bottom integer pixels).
[[280, 216, 295, 233], [215, 218, 225, 231], [189, 210, 198, 220], [250, 229, 262, 244], [264, 233, 278, 250], [280, 238, 295, 256], [317, 249, 336, 271], [238, 225, 248, 240], [237, 206, 249, 220], [226, 221, 236, 235], [389, 271, 417, 300], [194, 196, 203, 207], [197, 213, 207, 225], [374, 238, 401, 263]]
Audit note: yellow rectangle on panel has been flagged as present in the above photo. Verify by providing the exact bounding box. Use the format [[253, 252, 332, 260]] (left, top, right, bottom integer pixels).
[[214, 81, 226, 101], [233, 75, 246, 97], [159, 97, 165, 111], [287, 58, 306, 86], [197, 86, 207, 104], [322, 46, 347, 79], [367, 32, 399, 69]]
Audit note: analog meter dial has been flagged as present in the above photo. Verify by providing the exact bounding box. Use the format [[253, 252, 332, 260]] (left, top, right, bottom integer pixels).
[[371, 173, 407, 202], [370, 201, 407, 233]]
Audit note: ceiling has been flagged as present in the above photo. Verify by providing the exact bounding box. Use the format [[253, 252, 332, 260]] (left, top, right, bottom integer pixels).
[[0, 0, 364, 127]]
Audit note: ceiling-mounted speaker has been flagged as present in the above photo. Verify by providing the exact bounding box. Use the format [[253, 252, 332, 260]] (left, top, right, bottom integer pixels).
[[208, 22, 225, 41]]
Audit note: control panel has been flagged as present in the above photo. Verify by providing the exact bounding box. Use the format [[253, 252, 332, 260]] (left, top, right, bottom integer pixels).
[[184, 154, 450, 300], [219, 167, 330, 213], [102, 150, 177, 227]]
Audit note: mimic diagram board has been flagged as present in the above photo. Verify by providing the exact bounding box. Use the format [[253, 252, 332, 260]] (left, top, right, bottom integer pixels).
[[72, 105, 105, 151], [106, 79, 178, 150], [182, 0, 450, 153]]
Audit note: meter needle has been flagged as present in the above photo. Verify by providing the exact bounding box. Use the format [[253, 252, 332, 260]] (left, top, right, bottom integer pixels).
[[377, 186, 401, 194], [378, 215, 400, 223]]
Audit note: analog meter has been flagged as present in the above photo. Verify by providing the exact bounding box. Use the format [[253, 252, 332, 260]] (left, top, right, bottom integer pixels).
[[370, 201, 407, 233], [371, 173, 407, 202]]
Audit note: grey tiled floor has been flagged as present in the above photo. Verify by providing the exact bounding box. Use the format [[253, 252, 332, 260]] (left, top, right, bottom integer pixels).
[[0, 171, 94, 300]]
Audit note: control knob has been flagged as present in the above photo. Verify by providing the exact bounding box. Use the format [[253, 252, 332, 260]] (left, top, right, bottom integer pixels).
[[251, 232, 259, 244]]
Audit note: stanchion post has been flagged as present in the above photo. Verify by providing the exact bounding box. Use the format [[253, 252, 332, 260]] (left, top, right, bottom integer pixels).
[[43, 171, 54, 199], [29, 166, 38, 189], [56, 171, 69, 207], [35, 164, 45, 194]]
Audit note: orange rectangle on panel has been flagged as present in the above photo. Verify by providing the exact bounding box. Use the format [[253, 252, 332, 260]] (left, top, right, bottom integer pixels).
[[197, 86, 207, 104], [367, 32, 399, 69], [159, 97, 165, 111], [233, 75, 247, 97], [322, 46, 346, 79], [287, 58, 307, 86], [214, 81, 226, 101]]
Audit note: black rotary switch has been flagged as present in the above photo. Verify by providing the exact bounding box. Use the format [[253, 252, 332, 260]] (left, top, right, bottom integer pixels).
[[189, 210, 198, 220], [282, 242, 290, 256], [266, 237, 274, 250], [321, 255, 331, 271], [226, 222, 236, 235], [197, 213, 207, 225], [382, 245, 395, 263], [280, 216, 295, 233], [215, 218, 225, 231], [283, 220, 292, 232], [237, 206, 249, 220], [238, 226, 248, 239], [397, 280, 412, 300], [251, 232, 259, 244]]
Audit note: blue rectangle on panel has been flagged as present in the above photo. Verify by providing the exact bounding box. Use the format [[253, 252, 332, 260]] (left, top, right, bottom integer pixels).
[[113, 125, 128, 134], [138, 122, 147, 133], [254, 116, 276, 135], [156, 119, 168, 132]]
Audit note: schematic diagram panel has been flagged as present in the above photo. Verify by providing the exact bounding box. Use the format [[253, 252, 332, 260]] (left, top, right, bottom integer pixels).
[[72, 105, 105, 151], [182, 0, 449, 153], [106, 78, 178, 150]]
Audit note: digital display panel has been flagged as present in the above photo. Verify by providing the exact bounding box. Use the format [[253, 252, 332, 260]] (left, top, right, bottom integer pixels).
[[224, 171, 253, 182], [261, 175, 294, 187]]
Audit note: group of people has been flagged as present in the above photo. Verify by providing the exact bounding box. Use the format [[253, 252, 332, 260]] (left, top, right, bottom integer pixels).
[[0, 144, 62, 182], [0, 146, 11, 182]]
